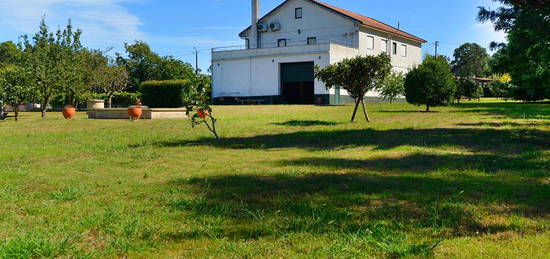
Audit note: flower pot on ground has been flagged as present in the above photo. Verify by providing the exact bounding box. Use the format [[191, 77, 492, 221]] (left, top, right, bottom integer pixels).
[[128, 106, 142, 121], [62, 106, 76, 119]]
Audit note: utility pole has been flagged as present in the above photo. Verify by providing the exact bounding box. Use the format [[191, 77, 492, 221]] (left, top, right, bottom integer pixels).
[[193, 47, 199, 74], [434, 41, 440, 56]]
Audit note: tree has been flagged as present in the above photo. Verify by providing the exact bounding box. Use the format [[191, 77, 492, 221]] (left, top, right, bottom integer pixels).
[[19, 19, 82, 118], [456, 78, 483, 103], [479, 0, 550, 101], [451, 43, 490, 78], [404, 55, 457, 112], [315, 54, 392, 122], [0, 66, 37, 120], [0, 41, 21, 68], [380, 71, 405, 104], [116, 41, 195, 92], [97, 64, 129, 108]]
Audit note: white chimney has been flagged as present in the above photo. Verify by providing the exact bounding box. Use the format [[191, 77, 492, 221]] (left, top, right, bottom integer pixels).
[[250, 0, 259, 48]]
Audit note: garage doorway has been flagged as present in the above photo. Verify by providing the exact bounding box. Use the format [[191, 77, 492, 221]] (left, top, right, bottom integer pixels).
[[280, 62, 314, 104]]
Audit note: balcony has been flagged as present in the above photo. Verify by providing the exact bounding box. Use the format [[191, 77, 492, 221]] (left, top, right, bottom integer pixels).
[[211, 38, 357, 61]]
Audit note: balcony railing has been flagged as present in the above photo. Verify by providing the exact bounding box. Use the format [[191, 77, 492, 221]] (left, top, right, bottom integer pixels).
[[212, 38, 355, 53]]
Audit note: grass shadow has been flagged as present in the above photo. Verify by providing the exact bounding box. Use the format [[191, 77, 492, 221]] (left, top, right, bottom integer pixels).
[[141, 127, 549, 155], [161, 157, 548, 255], [452, 102, 550, 120], [272, 120, 341, 127]]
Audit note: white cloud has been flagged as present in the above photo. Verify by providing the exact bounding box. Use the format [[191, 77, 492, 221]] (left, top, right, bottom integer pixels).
[[474, 22, 507, 51], [0, 0, 145, 48]]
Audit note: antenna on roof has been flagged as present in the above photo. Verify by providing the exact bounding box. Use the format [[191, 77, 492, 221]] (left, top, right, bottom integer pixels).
[[397, 21, 400, 30]]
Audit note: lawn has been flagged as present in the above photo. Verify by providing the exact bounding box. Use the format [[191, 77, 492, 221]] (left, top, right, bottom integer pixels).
[[0, 99, 549, 258]]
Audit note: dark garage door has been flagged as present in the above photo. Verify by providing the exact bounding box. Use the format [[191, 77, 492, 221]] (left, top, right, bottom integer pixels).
[[280, 62, 314, 104]]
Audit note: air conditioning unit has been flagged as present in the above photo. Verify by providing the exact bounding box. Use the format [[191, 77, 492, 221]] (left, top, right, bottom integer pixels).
[[257, 22, 269, 32], [270, 22, 281, 31]]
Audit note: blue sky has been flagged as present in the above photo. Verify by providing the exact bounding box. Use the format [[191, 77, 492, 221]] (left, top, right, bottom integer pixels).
[[0, 0, 505, 72]]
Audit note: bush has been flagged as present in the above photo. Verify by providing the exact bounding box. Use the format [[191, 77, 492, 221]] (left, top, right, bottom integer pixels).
[[111, 92, 140, 106], [490, 81, 517, 100], [404, 55, 456, 112], [140, 80, 191, 108], [456, 79, 483, 102]]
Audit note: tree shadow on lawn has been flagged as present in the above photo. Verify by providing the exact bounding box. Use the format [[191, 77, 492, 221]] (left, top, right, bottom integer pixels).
[[162, 156, 548, 253], [272, 120, 341, 127], [143, 127, 549, 155], [451, 102, 550, 120]]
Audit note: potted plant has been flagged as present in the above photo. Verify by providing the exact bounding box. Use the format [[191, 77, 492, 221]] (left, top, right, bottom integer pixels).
[[128, 99, 142, 121]]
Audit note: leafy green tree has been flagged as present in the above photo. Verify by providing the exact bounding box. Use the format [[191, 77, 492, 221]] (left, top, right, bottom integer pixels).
[[451, 43, 490, 78], [405, 55, 457, 112], [0, 66, 37, 120], [479, 0, 550, 101], [490, 81, 517, 100], [380, 71, 405, 104], [456, 79, 483, 103], [0, 41, 21, 68], [19, 19, 80, 118], [315, 54, 392, 122], [97, 64, 129, 108], [117, 41, 195, 92]]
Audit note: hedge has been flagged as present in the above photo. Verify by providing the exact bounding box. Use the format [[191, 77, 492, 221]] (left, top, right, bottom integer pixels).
[[140, 80, 191, 108]]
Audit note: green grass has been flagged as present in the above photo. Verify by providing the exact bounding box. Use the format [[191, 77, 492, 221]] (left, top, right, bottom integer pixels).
[[0, 99, 549, 258]]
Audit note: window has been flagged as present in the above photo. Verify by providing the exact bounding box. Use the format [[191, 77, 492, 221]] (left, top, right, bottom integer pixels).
[[381, 39, 388, 53], [245, 39, 250, 49], [392, 42, 398, 55], [401, 44, 407, 57], [278, 39, 287, 47], [307, 37, 317, 45], [295, 8, 303, 19], [366, 36, 374, 50]]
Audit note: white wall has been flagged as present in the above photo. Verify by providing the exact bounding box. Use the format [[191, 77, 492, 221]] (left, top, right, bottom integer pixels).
[[212, 51, 330, 98], [357, 27, 422, 73], [245, 0, 358, 48]]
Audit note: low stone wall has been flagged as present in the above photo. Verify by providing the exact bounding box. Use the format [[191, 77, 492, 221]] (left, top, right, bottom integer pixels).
[[88, 108, 187, 120]]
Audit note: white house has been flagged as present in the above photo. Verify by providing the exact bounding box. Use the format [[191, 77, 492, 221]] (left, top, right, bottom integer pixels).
[[211, 0, 426, 105]]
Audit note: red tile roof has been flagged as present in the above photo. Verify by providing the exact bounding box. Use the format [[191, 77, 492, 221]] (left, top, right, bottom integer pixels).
[[240, 0, 427, 44], [313, 0, 427, 43]]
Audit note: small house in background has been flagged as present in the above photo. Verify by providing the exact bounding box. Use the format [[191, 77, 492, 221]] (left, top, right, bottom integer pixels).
[[211, 0, 426, 105]]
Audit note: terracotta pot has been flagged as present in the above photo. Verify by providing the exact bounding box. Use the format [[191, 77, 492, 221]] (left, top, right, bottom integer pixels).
[[62, 107, 76, 119], [197, 109, 209, 119], [128, 106, 142, 121]]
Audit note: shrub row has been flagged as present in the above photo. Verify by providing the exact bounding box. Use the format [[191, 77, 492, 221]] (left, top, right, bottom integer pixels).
[[140, 80, 192, 108]]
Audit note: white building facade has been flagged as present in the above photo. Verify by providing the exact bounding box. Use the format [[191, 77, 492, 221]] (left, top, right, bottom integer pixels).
[[211, 0, 426, 105]]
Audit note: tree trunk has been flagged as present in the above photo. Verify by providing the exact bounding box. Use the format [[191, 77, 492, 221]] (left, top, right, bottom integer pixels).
[[361, 99, 371, 122], [351, 98, 360, 122], [108, 93, 114, 108], [426, 105, 430, 112], [14, 106, 19, 121], [41, 102, 47, 119]]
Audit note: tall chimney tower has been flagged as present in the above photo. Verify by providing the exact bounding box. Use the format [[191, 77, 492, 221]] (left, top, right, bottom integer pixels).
[[250, 0, 259, 48]]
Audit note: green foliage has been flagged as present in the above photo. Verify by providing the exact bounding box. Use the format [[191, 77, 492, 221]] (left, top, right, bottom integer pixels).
[[404, 55, 457, 112], [380, 71, 405, 104], [117, 41, 195, 92], [315, 54, 392, 121], [95, 64, 130, 108], [479, 0, 550, 101], [140, 80, 191, 108], [490, 81, 517, 100], [456, 79, 483, 102], [451, 43, 490, 77], [0, 41, 21, 68], [18, 18, 99, 116], [0, 66, 37, 120], [83, 92, 140, 107]]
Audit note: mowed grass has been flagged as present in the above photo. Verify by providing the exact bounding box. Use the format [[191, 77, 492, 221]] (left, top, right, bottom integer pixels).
[[0, 99, 549, 258]]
